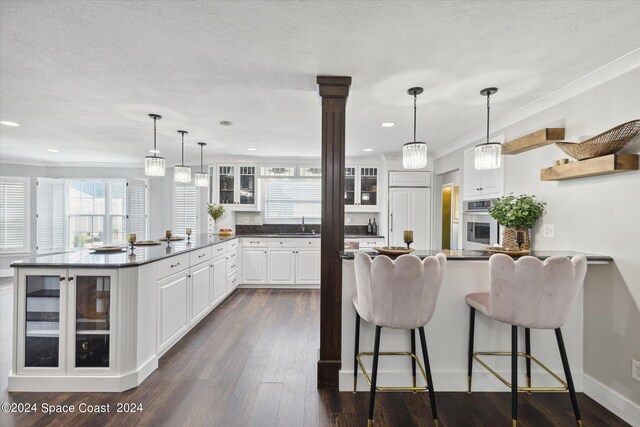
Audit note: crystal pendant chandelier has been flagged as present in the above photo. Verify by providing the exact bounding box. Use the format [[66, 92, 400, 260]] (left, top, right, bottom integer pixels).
[[194, 142, 209, 187], [174, 130, 192, 183], [402, 87, 428, 169], [144, 114, 166, 177], [474, 87, 501, 170]]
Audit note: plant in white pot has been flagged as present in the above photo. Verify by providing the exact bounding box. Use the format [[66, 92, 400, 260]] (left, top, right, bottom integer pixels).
[[489, 194, 546, 251], [207, 203, 226, 234]]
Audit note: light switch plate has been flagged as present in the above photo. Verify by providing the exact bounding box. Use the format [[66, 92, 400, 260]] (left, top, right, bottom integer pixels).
[[633, 359, 640, 382], [254, 216, 261, 224], [543, 223, 555, 238], [243, 217, 249, 224]]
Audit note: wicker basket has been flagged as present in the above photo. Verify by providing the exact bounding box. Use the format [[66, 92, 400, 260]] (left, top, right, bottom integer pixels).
[[555, 120, 640, 160]]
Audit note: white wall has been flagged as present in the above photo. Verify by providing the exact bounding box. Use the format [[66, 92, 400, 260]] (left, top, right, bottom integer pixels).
[[434, 67, 640, 407]]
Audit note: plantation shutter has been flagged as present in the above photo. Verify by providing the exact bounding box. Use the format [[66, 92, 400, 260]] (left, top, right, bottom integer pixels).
[[127, 179, 147, 241], [36, 177, 66, 253], [264, 179, 321, 224], [0, 177, 29, 252], [174, 184, 197, 236]]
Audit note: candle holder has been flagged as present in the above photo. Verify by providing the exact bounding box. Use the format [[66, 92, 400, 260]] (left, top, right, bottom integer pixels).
[[128, 233, 136, 254], [165, 229, 173, 248], [403, 230, 414, 250], [186, 228, 192, 243]]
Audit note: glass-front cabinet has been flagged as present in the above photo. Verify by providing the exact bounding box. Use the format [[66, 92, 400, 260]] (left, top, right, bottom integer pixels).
[[345, 165, 380, 212], [213, 164, 257, 210], [18, 268, 117, 376]]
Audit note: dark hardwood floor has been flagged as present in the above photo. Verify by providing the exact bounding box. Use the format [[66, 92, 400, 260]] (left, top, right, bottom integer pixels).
[[0, 282, 630, 426]]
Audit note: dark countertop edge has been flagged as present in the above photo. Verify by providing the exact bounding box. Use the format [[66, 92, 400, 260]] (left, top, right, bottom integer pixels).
[[339, 251, 613, 262], [236, 234, 384, 238]]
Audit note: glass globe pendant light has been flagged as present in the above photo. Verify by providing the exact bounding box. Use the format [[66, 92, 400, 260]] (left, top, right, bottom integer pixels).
[[402, 87, 428, 169], [173, 130, 192, 183], [474, 87, 501, 170], [194, 142, 209, 187], [144, 113, 166, 177]]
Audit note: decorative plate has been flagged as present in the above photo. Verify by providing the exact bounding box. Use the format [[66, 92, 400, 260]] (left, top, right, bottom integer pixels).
[[483, 246, 530, 256], [91, 246, 125, 253], [134, 240, 162, 246], [373, 247, 416, 255], [158, 236, 184, 241]]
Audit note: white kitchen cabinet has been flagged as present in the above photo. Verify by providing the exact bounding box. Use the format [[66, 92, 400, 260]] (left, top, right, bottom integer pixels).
[[389, 171, 431, 188], [388, 187, 431, 250], [190, 262, 211, 326], [463, 147, 505, 201], [157, 271, 190, 353], [295, 249, 320, 284], [210, 254, 227, 305], [213, 164, 257, 210], [268, 249, 296, 284], [242, 247, 267, 284], [16, 268, 118, 377], [345, 165, 381, 212]]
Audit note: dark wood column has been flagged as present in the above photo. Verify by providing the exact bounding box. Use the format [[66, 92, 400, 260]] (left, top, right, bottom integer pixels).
[[317, 75, 351, 388]]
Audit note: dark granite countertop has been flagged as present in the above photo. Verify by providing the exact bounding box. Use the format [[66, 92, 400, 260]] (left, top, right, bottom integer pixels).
[[238, 234, 384, 239], [11, 234, 239, 269], [339, 249, 612, 262]]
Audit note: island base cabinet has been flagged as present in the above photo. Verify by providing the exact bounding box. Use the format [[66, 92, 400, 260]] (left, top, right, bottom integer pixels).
[[157, 272, 189, 354]]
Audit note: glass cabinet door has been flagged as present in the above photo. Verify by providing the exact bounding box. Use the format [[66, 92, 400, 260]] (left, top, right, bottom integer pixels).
[[239, 166, 255, 205], [344, 167, 356, 206], [219, 166, 235, 204], [359, 167, 378, 206], [25, 274, 63, 368], [74, 274, 111, 368]]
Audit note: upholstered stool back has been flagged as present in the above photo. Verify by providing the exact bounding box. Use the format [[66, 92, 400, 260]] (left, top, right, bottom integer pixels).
[[354, 252, 447, 329], [488, 254, 587, 329]]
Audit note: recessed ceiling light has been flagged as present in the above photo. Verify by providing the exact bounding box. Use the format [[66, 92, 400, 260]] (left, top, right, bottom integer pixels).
[[46, 148, 60, 153], [0, 121, 20, 127], [149, 149, 160, 154], [219, 120, 233, 126], [247, 148, 257, 151], [381, 122, 395, 127], [363, 148, 373, 152]]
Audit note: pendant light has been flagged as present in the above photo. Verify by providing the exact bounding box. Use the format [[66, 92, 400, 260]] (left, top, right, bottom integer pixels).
[[194, 142, 209, 187], [402, 87, 428, 169], [474, 87, 501, 170], [144, 114, 165, 177], [174, 130, 192, 183]]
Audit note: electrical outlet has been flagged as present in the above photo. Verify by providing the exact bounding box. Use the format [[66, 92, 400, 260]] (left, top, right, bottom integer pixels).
[[543, 223, 555, 238], [254, 216, 261, 224], [243, 217, 249, 224], [633, 359, 640, 382]]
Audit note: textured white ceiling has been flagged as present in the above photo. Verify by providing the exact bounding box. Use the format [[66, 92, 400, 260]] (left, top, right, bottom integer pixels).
[[1, 1, 639, 165]]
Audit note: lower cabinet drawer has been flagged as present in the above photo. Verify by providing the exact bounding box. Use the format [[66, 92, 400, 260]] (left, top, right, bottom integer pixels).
[[212, 242, 228, 257], [226, 250, 239, 274], [157, 253, 190, 280], [227, 271, 239, 291], [228, 238, 239, 251], [189, 247, 212, 265]]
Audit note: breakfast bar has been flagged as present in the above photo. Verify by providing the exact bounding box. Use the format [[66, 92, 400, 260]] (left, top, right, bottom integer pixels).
[[339, 250, 613, 393]]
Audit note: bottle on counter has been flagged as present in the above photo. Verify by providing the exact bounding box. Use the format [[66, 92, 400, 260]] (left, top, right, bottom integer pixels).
[[367, 218, 373, 235], [372, 218, 377, 236]]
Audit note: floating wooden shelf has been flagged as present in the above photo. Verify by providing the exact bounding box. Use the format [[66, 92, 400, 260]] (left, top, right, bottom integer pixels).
[[502, 128, 565, 155], [540, 154, 638, 181]]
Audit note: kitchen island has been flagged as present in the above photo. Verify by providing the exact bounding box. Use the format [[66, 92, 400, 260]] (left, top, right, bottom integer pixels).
[[339, 249, 612, 392], [9, 234, 241, 392]]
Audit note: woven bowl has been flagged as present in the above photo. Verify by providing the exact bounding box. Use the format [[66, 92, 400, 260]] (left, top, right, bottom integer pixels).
[[555, 120, 640, 161]]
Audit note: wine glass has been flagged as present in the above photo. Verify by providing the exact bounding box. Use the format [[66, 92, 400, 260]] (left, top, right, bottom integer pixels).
[[165, 229, 173, 247], [128, 233, 136, 253], [403, 230, 414, 250], [186, 228, 192, 242]]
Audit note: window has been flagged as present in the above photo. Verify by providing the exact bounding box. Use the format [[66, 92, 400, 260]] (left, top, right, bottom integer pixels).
[[0, 177, 29, 253], [174, 184, 197, 236], [68, 180, 107, 249], [264, 179, 321, 224]]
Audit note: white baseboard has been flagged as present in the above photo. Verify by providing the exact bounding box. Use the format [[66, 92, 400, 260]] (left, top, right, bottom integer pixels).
[[583, 374, 640, 426]]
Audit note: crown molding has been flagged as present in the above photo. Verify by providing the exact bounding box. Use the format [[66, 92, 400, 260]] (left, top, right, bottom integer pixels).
[[433, 47, 640, 160]]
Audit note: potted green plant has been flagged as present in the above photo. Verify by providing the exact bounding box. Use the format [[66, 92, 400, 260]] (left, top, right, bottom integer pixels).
[[207, 203, 226, 234], [489, 194, 546, 250]]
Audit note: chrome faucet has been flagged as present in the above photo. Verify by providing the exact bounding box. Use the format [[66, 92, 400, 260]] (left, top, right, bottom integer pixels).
[[301, 216, 306, 232]]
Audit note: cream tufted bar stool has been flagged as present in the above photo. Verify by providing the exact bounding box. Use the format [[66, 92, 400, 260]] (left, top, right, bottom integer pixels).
[[353, 252, 447, 427], [466, 253, 587, 426]]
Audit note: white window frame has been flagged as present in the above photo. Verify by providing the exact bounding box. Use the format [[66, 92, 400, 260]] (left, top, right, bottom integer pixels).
[[262, 177, 321, 225], [173, 182, 198, 236], [0, 176, 31, 254]]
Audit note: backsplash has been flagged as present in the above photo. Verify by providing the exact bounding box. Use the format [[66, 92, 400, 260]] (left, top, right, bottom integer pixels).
[[236, 224, 370, 236]]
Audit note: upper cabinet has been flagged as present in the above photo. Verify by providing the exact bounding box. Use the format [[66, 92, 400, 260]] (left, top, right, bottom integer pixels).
[[212, 164, 257, 211], [345, 166, 381, 212], [463, 147, 504, 201]]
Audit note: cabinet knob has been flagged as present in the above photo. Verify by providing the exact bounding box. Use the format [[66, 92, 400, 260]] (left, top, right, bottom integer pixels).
[[59, 277, 65, 281], [67, 277, 74, 281]]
